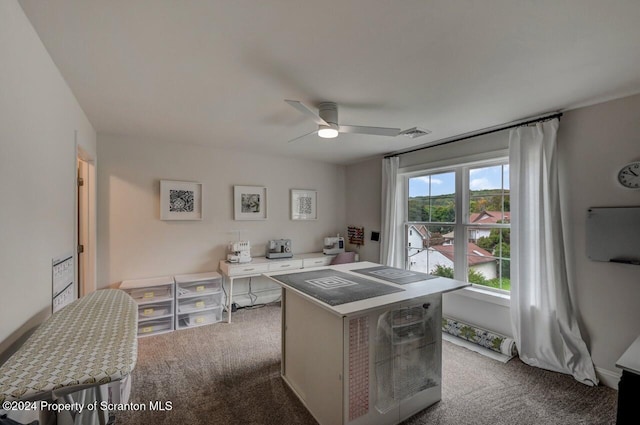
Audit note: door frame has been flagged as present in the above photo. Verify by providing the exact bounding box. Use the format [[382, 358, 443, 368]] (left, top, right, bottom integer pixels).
[[76, 137, 97, 297]]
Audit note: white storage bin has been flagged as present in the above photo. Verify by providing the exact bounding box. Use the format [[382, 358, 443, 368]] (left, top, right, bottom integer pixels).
[[120, 276, 174, 303], [128, 285, 172, 302], [177, 292, 223, 313], [177, 306, 223, 329], [138, 301, 172, 319], [175, 272, 222, 297], [138, 317, 173, 336]]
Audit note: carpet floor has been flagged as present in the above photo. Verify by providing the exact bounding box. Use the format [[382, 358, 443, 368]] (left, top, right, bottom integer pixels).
[[117, 304, 617, 425]]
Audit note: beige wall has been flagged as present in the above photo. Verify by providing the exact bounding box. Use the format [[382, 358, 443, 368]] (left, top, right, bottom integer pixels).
[[558, 93, 640, 385], [97, 134, 347, 297], [0, 0, 96, 356], [345, 157, 383, 263], [345, 93, 640, 386]]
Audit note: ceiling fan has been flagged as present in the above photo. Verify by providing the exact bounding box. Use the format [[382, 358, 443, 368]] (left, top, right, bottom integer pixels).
[[284, 100, 401, 143]]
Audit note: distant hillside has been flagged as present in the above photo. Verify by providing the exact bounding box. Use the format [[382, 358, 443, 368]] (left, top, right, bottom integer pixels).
[[408, 189, 510, 222]]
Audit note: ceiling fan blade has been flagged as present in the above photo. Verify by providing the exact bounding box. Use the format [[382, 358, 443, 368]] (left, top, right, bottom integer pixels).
[[339, 125, 401, 137], [287, 129, 318, 144], [285, 100, 329, 126]]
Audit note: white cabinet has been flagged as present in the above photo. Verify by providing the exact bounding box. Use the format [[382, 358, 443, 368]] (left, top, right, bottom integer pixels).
[[119, 276, 175, 338], [266, 261, 467, 425], [174, 272, 223, 330], [281, 289, 442, 425]]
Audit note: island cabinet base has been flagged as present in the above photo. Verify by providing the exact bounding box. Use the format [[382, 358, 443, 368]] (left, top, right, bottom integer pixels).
[[281, 289, 443, 425]]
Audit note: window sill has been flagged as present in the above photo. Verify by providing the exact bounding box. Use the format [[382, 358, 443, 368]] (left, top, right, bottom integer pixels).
[[449, 286, 510, 307]]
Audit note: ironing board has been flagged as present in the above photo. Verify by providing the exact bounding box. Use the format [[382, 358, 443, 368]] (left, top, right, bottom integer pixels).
[[0, 289, 138, 422]]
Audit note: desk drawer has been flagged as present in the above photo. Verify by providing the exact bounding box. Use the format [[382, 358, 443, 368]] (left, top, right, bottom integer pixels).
[[302, 256, 333, 268], [268, 260, 303, 272], [226, 263, 270, 276]]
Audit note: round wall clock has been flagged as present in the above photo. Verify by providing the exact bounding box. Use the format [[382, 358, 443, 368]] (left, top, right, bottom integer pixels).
[[617, 162, 640, 189]]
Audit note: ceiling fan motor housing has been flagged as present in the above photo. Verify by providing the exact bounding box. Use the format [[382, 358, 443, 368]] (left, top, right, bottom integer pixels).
[[318, 102, 338, 126]]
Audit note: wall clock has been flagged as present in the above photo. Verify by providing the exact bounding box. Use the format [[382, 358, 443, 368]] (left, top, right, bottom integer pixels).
[[617, 162, 640, 189]]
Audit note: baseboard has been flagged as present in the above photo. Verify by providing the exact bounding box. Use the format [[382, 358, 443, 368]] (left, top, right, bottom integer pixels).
[[0, 307, 50, 366], [596, 366, 621, 389]]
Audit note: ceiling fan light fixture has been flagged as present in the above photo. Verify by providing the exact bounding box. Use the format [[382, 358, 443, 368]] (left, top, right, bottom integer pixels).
[[318, 124, 339, 139]]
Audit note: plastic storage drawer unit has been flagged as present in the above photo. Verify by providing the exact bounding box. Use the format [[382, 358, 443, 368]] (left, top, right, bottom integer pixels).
[[174, 271, 224, 329], [120, 275, 176, 337]]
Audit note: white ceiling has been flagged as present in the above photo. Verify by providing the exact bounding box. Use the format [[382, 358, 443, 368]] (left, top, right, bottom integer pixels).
[[18, 0, 640, 164]]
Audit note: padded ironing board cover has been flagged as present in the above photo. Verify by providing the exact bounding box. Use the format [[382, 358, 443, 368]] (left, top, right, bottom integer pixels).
[[0, 289, 138, 402]]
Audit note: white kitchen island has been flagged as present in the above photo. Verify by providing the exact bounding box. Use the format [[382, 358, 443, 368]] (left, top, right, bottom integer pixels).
[[264, 261, 469, 425]]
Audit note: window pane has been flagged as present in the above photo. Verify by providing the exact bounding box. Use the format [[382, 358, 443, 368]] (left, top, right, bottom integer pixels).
[[468, 228, 510, 291], [408, 172, 455, 222], [468, 164, 509, 223], [407, 224, 454, 276], [503, 164, 510, 190]]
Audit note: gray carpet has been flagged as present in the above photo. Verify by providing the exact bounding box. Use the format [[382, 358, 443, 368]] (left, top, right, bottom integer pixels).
[[117, 304, 617, 425]]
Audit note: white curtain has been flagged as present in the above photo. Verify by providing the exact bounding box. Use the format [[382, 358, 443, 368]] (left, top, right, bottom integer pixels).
[[380, 156, 403, 268], [509, 118, 598, 386]]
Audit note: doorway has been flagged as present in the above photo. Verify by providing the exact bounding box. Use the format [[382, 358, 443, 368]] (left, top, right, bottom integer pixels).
[[77, 146, 96, 297]]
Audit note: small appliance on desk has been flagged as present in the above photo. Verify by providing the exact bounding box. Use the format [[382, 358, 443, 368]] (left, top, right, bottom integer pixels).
[[266, 239, 293, 259], [227, 241, 251, 263], [323, 234, 345, 255]]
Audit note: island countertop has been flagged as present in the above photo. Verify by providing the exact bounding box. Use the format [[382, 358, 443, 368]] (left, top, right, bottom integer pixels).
[[263, 261, 470, 317]]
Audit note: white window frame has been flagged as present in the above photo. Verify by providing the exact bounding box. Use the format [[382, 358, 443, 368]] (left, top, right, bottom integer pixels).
[[400, 149, 510, 300]]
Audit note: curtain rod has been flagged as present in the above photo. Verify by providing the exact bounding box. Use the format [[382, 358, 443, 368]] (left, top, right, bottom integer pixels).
[[384, 112, 563, 158]]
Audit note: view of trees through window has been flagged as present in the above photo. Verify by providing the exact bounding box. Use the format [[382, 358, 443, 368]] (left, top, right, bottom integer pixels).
[[406, 164, 511, 292]]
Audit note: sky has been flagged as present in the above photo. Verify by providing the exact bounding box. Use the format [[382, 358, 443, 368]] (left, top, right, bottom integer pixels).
[[409, 164, 509, 197]]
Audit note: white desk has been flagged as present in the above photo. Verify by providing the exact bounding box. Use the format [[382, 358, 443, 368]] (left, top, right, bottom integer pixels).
[[616, 335, 640, 424], [617, 335, 640, 374], [218, 252, 337, 323]]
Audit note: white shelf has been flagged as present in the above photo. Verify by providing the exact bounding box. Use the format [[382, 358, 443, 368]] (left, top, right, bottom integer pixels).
[[120, 275, 174, 290]]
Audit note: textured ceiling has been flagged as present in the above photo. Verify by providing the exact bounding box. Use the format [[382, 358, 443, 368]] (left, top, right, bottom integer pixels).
[[19, 0, 640, 164]]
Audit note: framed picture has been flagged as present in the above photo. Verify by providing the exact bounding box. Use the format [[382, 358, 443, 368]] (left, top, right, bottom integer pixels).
[[234, 186, 267, 220], [160, 180, 202, 220], [291, 189, 317, 220]]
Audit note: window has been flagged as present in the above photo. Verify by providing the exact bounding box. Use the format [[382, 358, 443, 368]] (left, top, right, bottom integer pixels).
[[405, 160, 510, 293], [406, 172, 456, 273]]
